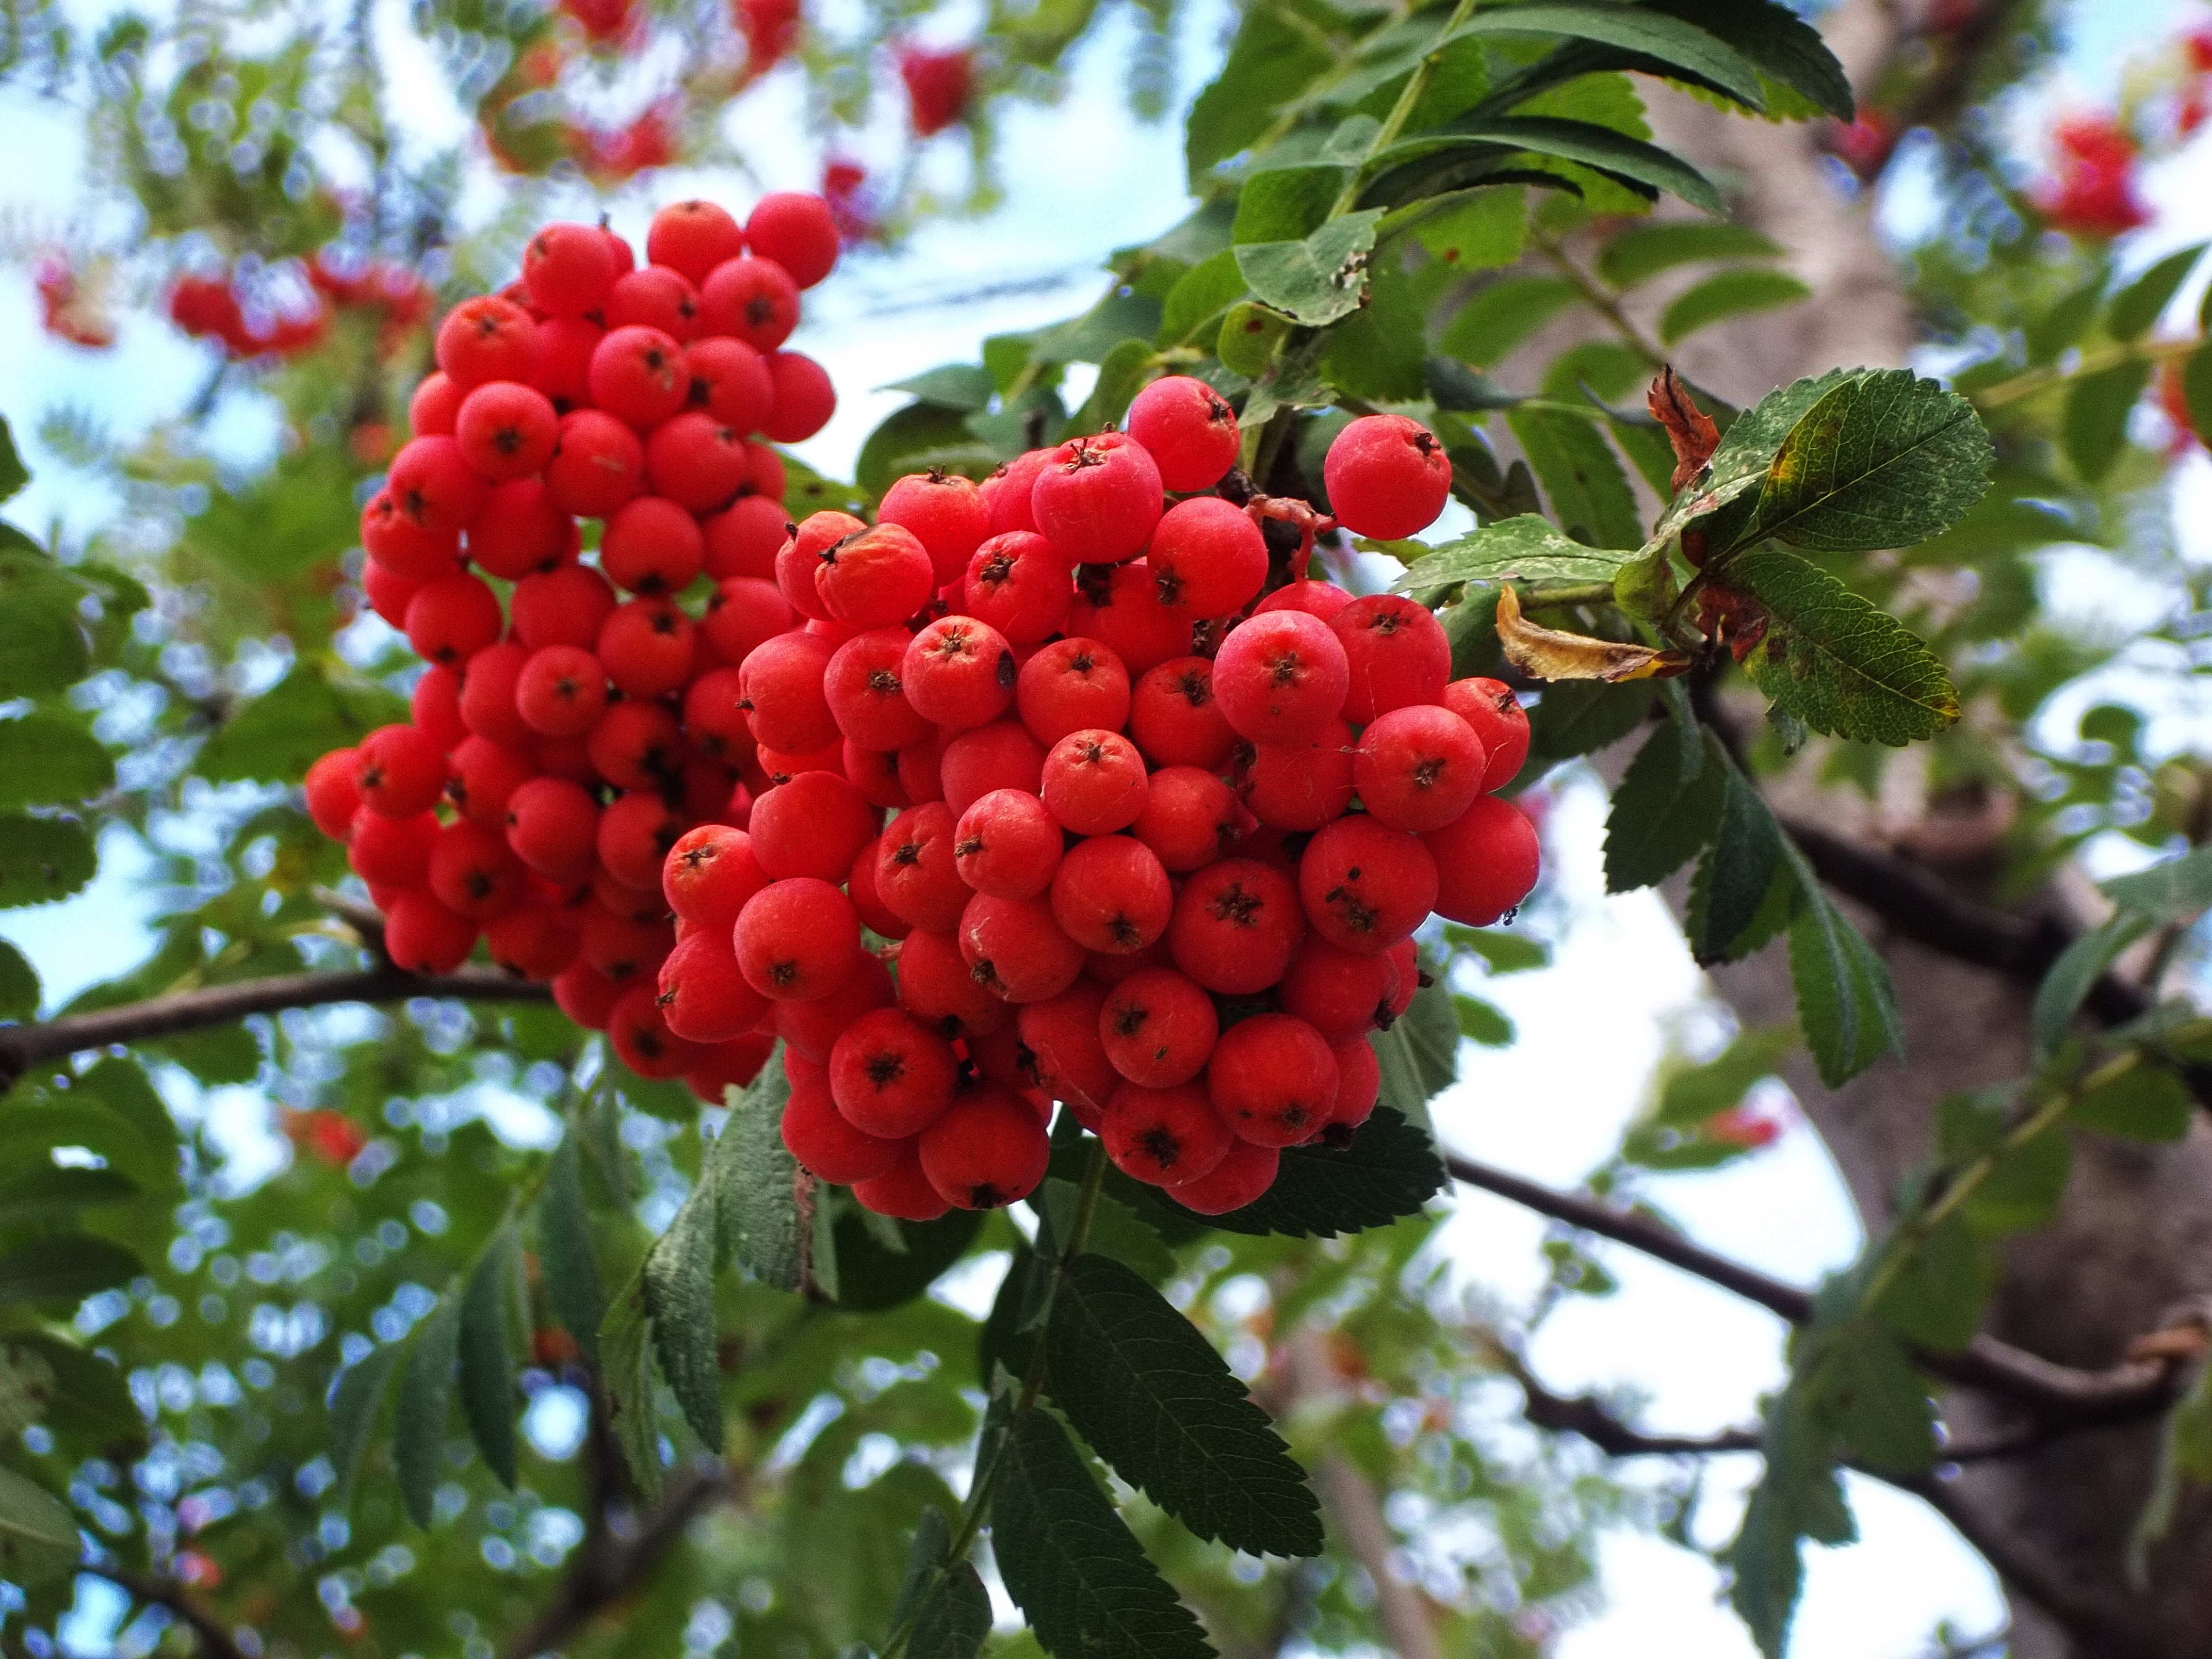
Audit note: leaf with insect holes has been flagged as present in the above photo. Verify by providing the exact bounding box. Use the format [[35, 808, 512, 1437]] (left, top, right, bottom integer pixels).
[[1394, 514, 1636, 591]]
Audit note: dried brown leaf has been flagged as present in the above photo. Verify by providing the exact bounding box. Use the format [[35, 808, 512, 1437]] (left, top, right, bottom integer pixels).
[[1494, 586, 1692, 683]]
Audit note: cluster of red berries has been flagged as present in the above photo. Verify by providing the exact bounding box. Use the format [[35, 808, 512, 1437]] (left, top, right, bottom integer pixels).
[[2034, 115, 2152, 239], [651, 394, 1539, 1223], [167, 254, 436, 363], [301, 192, 847, 1107]]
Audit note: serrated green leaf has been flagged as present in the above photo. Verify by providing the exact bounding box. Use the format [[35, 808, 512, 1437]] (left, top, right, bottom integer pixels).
[[1411, 186, 1527, 271], [0, 815, 94, 909], [2030, 913, 2151, 1063], [979, 1244, 1044, 1385], [0, 548, 88, 700], [2107, 244, 2205, 341], [1047, 1253, 1322, 1557], [889, 1505, 991, 1659], [1965, 1130, 2071, 1234], [989, 1401, 1217, 1659], [1439, 275, 1580, 366], [1525, 679, 1653, 765], [1724, 549, 1960, 745], [1378, 117, 1723, 216], [1320, 257, 1428, 403], [2071, 1062, 2193, 1142], [1657, 368, 1863, 545], [833, 1209, 984, 1313], [646, 1169, 724, 1452], [1507, 405, 1642, 550], [1645, 0, 1852, 120], [0, 1465, 77, 1587], [1157, 250, 1247, 348], [1724, 1370, 1856, 1658], [1816, 1319, 1935, 1475], [720, 1059, 809, 1292], [458, 1226, 519, 1488], [198, 664, 406, 786], [538, 1137, 606, 1362], [598, 1276, 664, 1500], [0, 1234, 139, 1308], [328, 1343, 400, 1502], [1451, 4, 1764, 110], [1597, 221, 1782, 287], [1394, 514, 1636, 591], [880, 365, 996, 411], [2101, 847, 2212, 921], [1871, 1214, 1991, 1352], [1444, 925, 1548, 972], [1233, 211, 1384, 327], [1660, 268, 1810, 345], [1162, 1108, 1445, 1238], [1784, 850, 1902, 1089], [1605, 724, 1725, 892], [1036, 1180, 1176, 1284], [0, 714, 111, 809], [395, 1299, 460, 1530], [1186, 5, 1332, 175], [1372, 979, 1459, 1131], [0, 938, 37, 1019], [1687, 762, 1783, 963], [1232, 165, 1348, 244], [1742, 368, 1992, 552], [2063, 359, 2152, 485]]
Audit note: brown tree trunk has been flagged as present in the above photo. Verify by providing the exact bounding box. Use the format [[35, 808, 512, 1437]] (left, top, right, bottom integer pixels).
[[1607, 13, 2212, 1653]]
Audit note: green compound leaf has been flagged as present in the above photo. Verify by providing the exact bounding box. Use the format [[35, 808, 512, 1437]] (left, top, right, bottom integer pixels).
[[719, 1060, 812, 1293], [1655, 367, 1862, 546], [2063, 359, 2152, 485], [1598, 221, 1782, 287], [1449, 2, 1766, 112], [327, 1342, 401, 1503], [1722, 549, 1961, 746], [1378, 117, 1724, 216], [888, 1505, 990, 1659], [1605, 724, 1726, 892], [0, 714, 110, 809], [1686, 760, 1787, 965], [197, 663, 406, 786], [1439, 274, 1580, 366], [458, 1226, 521, 1488], [1233, 210, 1385, 327], [1506, 405, 1642, 550], [1743, 367, 1993, 552], [538, 1136, 607, 1362], [1047, 1253, 1323, 1557], [1785, 848, 1903, 1088], [1231, 164, 1348, 244], [1649, 0, 1854, 120], [395, 1298, 461, 1530], [645, 1161, 725, 1452], [0, 1465, 78, 1588], [988, 1401, 1217, 1659], [1660, 268, 1810, 346], [1394, 513, 1636, 591], [1372, 977, 1459, 1132], [0, 815, 95, 909], [833, 1208, 984, 1312], [1161, 1108, 1446, 1238]]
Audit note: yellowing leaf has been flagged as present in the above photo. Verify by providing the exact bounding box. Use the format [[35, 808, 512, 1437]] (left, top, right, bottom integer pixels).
[[1494, 585, 1691, 683]]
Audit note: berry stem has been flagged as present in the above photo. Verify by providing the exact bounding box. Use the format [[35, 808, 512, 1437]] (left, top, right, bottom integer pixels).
[[1969, 331, 2199, 412]]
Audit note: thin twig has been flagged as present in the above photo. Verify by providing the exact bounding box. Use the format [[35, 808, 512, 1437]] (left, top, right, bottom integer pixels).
[[80, 1565, 247, 1659]]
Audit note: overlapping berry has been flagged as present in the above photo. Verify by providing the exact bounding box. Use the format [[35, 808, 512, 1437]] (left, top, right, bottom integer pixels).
[[305, 193, 844, 1105], [306, 196, 1541, 1223]]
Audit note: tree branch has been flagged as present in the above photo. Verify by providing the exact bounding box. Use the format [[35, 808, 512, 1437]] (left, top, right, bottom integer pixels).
[[81, 1564, 247, 1659], [0, 966, 552, 1091], [1441, 1149, 2183, 1421]]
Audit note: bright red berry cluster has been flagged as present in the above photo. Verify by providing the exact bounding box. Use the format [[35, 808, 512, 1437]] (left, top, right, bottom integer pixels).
[[302, 192, 846, 1107], [674, 391, 1538, 1223]]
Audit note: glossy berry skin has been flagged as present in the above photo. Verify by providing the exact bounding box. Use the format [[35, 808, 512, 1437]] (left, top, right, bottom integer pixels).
[[1421, 794, 1541, 925], [750, 769, 880, 883], [703, 495, 791, 582], [825, 628, 935, 750], [600, 496, 706, 594], [953, 789, 1062, 900], [645, 412, 750, 511], [1442, 677, 1531, 793], [1099, 966, 1218, 1088], [427, 820, 529, 921], [880, 470, 991, 586], [435, 296, 537, 388], [1297, 816, 1438, 954], [1017, 980, 1117, 1120], [408, 373, 463, 439], [686, 336, 775, 433], [739, 629, 841, 753], [698, 255, 800, 352], [782, 1074, 906, 1185], [645, 200, 747, 285], [484, 904, 579, 981], [962, 531, 1070, 644], [601, 598, 697, 698], [1167, 1135, 1278, 1214], [411, 666, 466, 754], [1166, 857, 1304, 996], [1064, 561, 1189, 679], [734, 877, 862, 1001], [1279, 939, 1400, 1042], [1124, 375, 1240, 492], [1132, 767, 1248, 874], [1239, 722, 1355, 832], [875, 802, 971, 933], [1146, 496, 1267, 619], [657, 931, 772, 1043], [515, 644, 608, 738], [1017, 638, 1131, 748], [776, 954, 893, 1062], [1030, 432, 1162, 565], [1332, 594, 1451, 725], [467, 479, 569, 579], [1101, 1080, 1232, 1186], [894, 925, 1010, 1039], [605, 265, 700, 339], [387, 436, 489, 536], [846, 832, 910, 936], [531, 316, 602, 411], [829, 1007, 959, 1137], [1322, 413, 1452, 540], [1051, 835, 1170, 955], [1354, 704, 1486, 832], [544, 410, 645, 517], [746, 192, 840, 288], [512, 564, 618, 652], [981, 448, 1051, 535], [349, 807, 440, 888], [505, 776, 600, 883], [918, 1083, 1050, 1209], [304, 749, 364, 839], [1254, 578, 1354, 624], [903, 616, 1015, 731], [589, 325, 692, 428], [662, 824, 770, 932], [524, 222, 621, 318], [939, 722, 1045, 819], [1213, 609, 1349, 745], [1128, 658, 1236, 771], [454, 381, 560, 480], [596, 792, 686, 890], [1207, 1014, 1339, 1146], [384, 890, 479, 975], [609, 986, 702, 1081], [814, 523, 933, 629], [762, 351, 836, 443], [853, 1144, 955, 1221], [355, 724, 447, 818], [958, 892, 1085, 1003], [1041, 728, 1148, 835]]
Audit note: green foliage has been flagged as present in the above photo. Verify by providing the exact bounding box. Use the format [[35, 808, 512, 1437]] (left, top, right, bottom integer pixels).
[[1660, 268, 1810, 345], [1604, 723, 1724, 892], [890, 1506, 992, 1659], [197, 663, 408, 784]]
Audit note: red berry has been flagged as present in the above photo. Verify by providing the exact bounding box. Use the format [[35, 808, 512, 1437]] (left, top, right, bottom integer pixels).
[[1146, 496, 1266, 618], [852, 1143, 955, 1221], [784, 1073, 906, 1184], [739, 628, 840, 753], [1100, 1080, 1231, 1186], [1238, 721, 1356, 832], [962, 530, 1072, 645], [587, 699, 686, 792], [553, 959, 624, 1029], [1206, 1014, 1338, 1146], [762, 350, 836, 443], [1064, 561, 1189, 679], [1279, 939, 1399, 1042], [441, 736, 530, 829], [597, 598, 697, 698], [1322, 414, 1451, 540], [880, 469, 990, 587], [514, 644, 608, 738], [825, 629, 935, 751], [405, 571, 502, 666], [1297, 816, 1437, 954], [1017, 980, 1117, 1123], [600, 496, 705, 595], [684, 1033, 776, 1106], [745, 191, 840, 288], [751, 769, 880, 882], [388, 435, 490, 535], [830, 1006, 959, 1136], [814, 522, 933, 628], [958, 891, 1084, 1003], [356, 724, 448, 818], [698, 255, 799, 351], [743, 440, 785, 500], [1167, 1135, 1278, 1214], [1326, 1035, 1381, 1133], [1353, 704, 1485, 831], [903, 616, 1015, 731], [662, 823, 770, 931], [657, 930, 772, 1043], [896, 732, 947, 806], [1166, 858, 1304, 995], [609, 985, 703, 1080], [454, 380, 559, 481], [589, 325, 690, 427], [953, 788, 1062, 900], [596, 790, 686, 889], [701, 575, 795, 664], [776, 953, 894, 1062], [918, 1082, 1050, 1209], [981, 448, 1051, 535], [530, 316, 603, 411], [893, 925, 1009, 1039], [1213, 609, 1349, 745], [579, 901, 674, 985], [544, 410, 646, 517], [485, 903, 580, 981], [304, 748, 363, 839], [1017, 637, 1130, 749], [776, 510, 859, 620], [1254, 579, 1353, 624], [506, 775, 600, 882], [428, 819, 529, 920], [684, 666, 754, 764], [1128, 657, 1235, 771], [604, 264, 699, 340], [435, 295, 537, 388], [1040, 728, 1147, 835], [847, 830, 910, 935], [1098, 966, 1217, 1088], [524, 222, 620, 318], [409, 372, 463, 438], [939, 721, 1045, 819], [1131, 766, 1249, 873], [1332, 594, 1450, 725], [384, 889, 480, 974], [1421, 794, 1540, 926], [703, 495, 791, 582], [734, 877, 861, 1000], [1441, 677, 1531, 793], [1050, 835, 1170, 955], [467, 479, 572, 580], [1124, 375, 1240, 493], [875, 801, 971, 932], [363, 489, 460, 579], [685, 336, 775, 432], [646, 412, 750, 512], [349, 806, 441, 887], [1030, 432, 1161, 565], [646, 200, 747, 286]]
